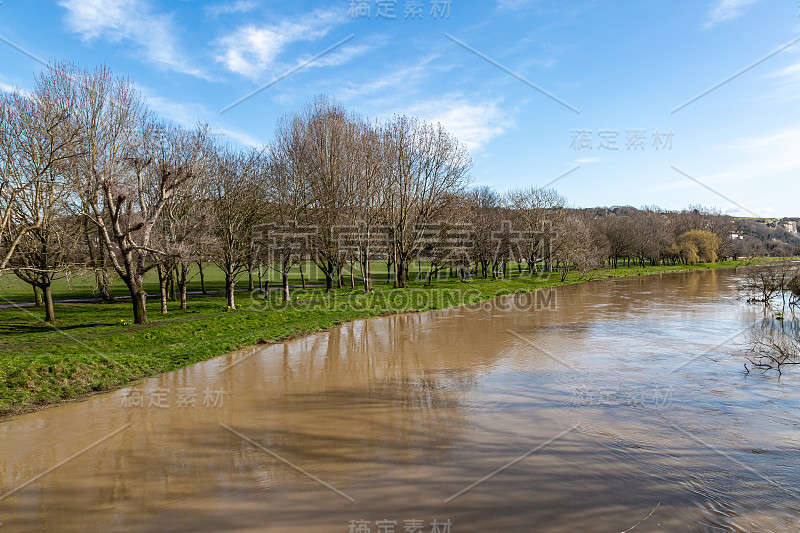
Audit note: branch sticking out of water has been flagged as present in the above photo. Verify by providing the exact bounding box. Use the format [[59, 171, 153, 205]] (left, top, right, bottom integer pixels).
[[620, 502, 660, 533]]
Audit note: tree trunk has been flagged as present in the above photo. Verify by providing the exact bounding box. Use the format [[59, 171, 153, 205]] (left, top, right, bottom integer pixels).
[[130, 285, 148, 324], [225, 273, 236, 309], [198, 261, 207, 294], [299, 262, 306, 290], [282, 271, 290, 302], [350, 261, 355, 288], [43, 284, 55, 323], [170, 270, 177, 301], [248, 266, 254, 291], [33, 285, 43, 307], [179, 263, 188, 310], [157, 264, 168, 314], [93, 226, 113, 301], [396, 257, 408, 288], [361, 258, 372, 293], [97, 268, 113, 301]]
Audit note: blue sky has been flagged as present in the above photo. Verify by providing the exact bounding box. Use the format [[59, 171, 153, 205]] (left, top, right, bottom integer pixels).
[[0, 0, 798, 217]]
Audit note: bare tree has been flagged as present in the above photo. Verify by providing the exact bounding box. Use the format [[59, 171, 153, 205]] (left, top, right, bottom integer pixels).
[[6, 81, 83, 320], [468, 186, 503, 279], [300, 97, 355, 292], [207, 145, 264, 309], [745, 319, 799, 376], [553, 214, 601, 281], [382, 115, 472, 288], [264, 114, 315, 301], [0, 84, 77, 278], [151, 122, 212, 312], [506, 186, 565, 274], [54, 63, 200, 323], [740, 261, 799, 304], [629, 209, 672, 267], [348, 118, 388, 293], [597, 213, 634, 269]]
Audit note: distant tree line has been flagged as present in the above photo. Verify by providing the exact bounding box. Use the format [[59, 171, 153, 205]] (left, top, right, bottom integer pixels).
[[0, 64, 791, 323]]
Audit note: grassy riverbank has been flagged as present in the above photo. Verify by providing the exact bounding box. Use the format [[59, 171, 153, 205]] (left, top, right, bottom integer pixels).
[[0, 260, 760, 418]]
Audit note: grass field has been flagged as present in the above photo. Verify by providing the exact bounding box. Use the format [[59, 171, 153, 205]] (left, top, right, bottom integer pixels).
[[0, 259, 766, 418], [0, 261, 360, 303]]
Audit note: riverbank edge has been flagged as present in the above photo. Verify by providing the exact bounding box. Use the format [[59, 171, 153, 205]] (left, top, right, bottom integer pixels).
[[0, 261, 756, 421]]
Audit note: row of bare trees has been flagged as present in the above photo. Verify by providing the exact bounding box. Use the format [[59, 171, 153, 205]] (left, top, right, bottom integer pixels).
[[0, 64, 473, 323], [465, 196, 739, 282], [1, 63, 772, 324]]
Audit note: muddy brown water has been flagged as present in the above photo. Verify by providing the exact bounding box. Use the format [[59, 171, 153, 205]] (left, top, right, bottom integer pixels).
[[1, 270, 799, 532]]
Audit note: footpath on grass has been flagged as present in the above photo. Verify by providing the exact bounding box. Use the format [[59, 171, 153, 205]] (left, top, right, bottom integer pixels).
[[0, 261, 752, 419]]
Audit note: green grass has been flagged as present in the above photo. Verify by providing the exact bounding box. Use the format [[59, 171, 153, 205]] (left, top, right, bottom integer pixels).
[[0, 259, 768, 418]]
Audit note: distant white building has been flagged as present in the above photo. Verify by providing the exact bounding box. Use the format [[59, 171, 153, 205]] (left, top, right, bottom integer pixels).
[[779, 220, 798, 234]]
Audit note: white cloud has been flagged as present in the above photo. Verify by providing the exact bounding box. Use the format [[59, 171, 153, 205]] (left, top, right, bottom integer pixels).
[[58, 0, 207, 78], [407, 99, 511, 152], [0, 80, 28, 98], [704, 0, 761, 29], [322, 57, 505, 152], [722, 204, 773, 216], [214, 128, 264, 148], [214, 9, 346, 79]]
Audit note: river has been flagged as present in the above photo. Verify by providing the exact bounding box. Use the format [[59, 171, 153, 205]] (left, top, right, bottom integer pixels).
[[1, 269, 798, 532]]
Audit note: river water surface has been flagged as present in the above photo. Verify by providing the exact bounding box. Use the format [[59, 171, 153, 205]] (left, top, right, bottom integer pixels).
[[1, 270, 799, 532]]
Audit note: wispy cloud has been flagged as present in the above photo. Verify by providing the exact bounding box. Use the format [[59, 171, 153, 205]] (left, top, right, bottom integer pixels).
[[58, 0, 208, 79], [214, 9, 350, 79], [659, 128, 800, 190], [704, 0, 761, 29], [572, 156, 601, 165], [205, 0, 258, 18], [654, 126, 800, 216], [764, 56, 800, 102], [306, 42, 375, 68], [339, 54, 441, 99], [141, 90, 264, 148], [715, 127, 800, 183], [497, 0, 537, 11]]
